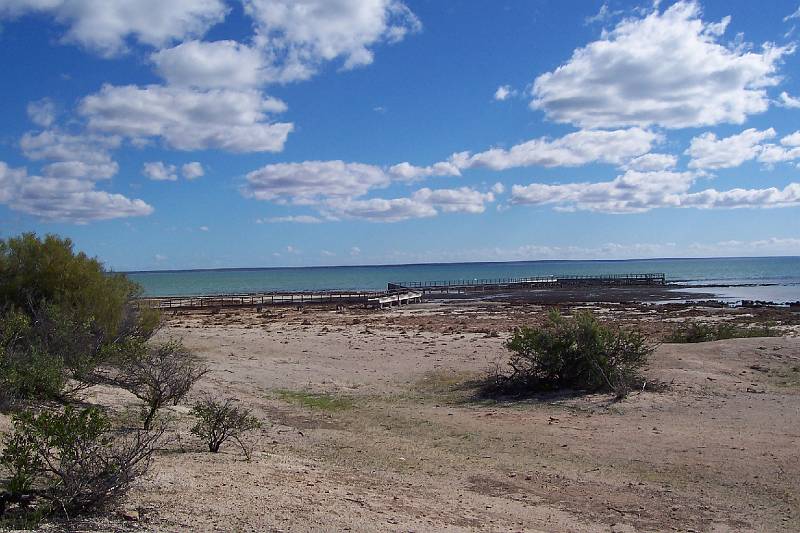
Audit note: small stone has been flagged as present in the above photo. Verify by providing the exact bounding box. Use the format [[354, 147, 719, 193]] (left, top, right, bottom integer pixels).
[[119, 509, 140, 521]]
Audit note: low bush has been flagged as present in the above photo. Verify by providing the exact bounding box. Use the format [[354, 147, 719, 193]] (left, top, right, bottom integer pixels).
[[190, 397, 261, 459], [112, 340, 207, 429], [666, 321, 778, 343], [493, 310, 653, 397], [0, 406, 162, 521]]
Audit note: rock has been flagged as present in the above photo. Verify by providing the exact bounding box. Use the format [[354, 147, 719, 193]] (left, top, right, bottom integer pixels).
[[119, 509, 140, 521]]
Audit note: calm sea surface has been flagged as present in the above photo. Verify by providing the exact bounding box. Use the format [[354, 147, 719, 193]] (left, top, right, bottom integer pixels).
[[126, 256, 800, 303]]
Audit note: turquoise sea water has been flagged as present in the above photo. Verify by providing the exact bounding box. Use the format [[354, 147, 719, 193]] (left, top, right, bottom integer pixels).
[[126, 256, 800, 303]]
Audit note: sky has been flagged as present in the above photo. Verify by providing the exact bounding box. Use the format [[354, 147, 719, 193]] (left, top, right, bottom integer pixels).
[[1, 0, 800, 271]]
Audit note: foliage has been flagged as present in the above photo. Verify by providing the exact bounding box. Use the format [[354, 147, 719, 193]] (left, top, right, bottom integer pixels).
[[665, 321, 779, 343], [496, 310, 653, 397], [0, 233, 141, 338], [113, 340, 207, 429], [0, 407, 161, 519], [0, 233, 161, 404], [190, 397, 261, 458]]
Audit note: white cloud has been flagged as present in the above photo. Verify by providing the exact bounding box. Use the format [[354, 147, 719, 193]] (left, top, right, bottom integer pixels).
[[387, 161, 460, 181], [510, 170, 800, 213], [79, 84, 293, 153], [677, 184, 800, 209], [152, 40, 265, 89], [411, 187, 494, 214], [320, 250, 336, 257], [26, 98, 56, 127], [687, 128, 776, 169], [450, 128, 659, 171], [19, 129, 120, 180], [532, 1, 791, 129], [491, 182, 505, 194], [511, 170, 696, 214], [277, 129, 658, 200], [781, 131, 800, 147], [143, 161, 177, 181], [779, 91, 800, 108], [349, 246, 361, 256], [785, 6, 800, 22], [494, 85, 515, 101], [243, 0, 421, 81], [0, 161, 153, 222], [585, 3, 621, 25], [756, 144, 800, 165], [324, 196, 436, 222], [0, 0, 228, 56], [181, 162, 204, 180], [261, 215, 324, 224], [323, 186, 495, 222], [199, 225, 209, 232], [243, 160, 390, 204], [621, 153, 678, 172]]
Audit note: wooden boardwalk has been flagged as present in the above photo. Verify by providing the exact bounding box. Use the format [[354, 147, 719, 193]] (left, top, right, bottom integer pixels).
[[141, 290, 385, 310], [139, 273, 666, 310], [388, 273, 666, 295]]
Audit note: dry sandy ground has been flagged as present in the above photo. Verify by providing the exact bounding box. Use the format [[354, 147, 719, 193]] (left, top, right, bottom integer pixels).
[[3, 301, 800, 532]]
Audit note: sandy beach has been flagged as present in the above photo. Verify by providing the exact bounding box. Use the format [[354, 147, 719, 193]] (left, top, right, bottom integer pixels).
[[8, 297, 791, 532]]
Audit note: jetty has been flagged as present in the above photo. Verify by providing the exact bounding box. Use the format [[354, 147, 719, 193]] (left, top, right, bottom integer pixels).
[[388, 272, 666, 295], [140, 272, 666, 310]]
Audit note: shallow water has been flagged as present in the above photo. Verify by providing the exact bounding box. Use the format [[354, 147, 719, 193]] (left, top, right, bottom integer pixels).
[[126, 256, 800, 302]]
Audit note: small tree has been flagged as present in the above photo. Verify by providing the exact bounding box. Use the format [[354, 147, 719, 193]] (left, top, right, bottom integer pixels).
[[0, 233, 142, 339], [499, 310, 653, 397], [190, 397, 261, 459], [114, 341, 207, 429], [0, 407, 162, 519], [0, 233, 162, 404]]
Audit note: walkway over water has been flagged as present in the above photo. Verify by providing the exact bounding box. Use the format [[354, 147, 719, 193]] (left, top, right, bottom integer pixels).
[[139, 273, 665, 310], [389, 273, 666, 294]]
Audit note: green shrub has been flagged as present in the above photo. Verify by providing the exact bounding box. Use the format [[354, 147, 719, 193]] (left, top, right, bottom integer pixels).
[[0, 407, 162, 519], [497, 310, 653, 397], [666, 321, 779, 343], [0, 233, 161, 404], [190, 397, 261, 458], [0, 233, 141, 338]]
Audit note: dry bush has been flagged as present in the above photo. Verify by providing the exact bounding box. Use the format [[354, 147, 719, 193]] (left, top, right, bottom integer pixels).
[[0, 407, 162, 522], [190, 397, 261, 459], [113, 340, 207, 429]]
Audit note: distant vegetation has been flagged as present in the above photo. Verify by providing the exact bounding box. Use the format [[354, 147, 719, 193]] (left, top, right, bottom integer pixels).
[[666, 321, 779, 343], [488, 310, 653, 399], [0, 233, 259, 527]]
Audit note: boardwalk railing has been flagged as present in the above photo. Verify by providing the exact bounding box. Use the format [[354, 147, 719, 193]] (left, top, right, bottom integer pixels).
[[140, 290, 386, 310], [139, 273, 666, 310], [389, 273, 666, 293]]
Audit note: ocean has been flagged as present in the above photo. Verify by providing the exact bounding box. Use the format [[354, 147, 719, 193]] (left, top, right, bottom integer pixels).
[[126, 256, 800, 303]]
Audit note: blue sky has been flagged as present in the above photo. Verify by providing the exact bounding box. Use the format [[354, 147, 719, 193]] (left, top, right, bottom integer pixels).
[[1, 0, 800, 270]]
